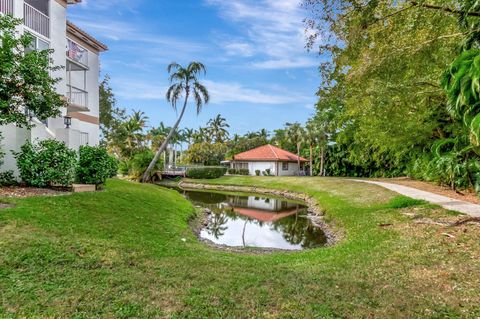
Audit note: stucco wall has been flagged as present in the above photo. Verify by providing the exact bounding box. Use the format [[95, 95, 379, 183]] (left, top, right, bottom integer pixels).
[[277, 161, 303, 176], [249, 162, 276, 176]]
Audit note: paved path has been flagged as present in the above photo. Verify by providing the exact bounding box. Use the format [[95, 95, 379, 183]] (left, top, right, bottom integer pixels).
[[353, 180, 480, 217]]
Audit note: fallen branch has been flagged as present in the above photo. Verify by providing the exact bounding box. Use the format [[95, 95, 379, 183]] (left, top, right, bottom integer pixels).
[[449, 217, 480, 227]]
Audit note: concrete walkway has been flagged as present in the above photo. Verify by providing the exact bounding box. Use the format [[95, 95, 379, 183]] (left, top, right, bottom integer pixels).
[[353, 180, 480, 217]]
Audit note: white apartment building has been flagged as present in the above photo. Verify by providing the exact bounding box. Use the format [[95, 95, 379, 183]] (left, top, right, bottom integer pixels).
[[0, 0, 107, 174]]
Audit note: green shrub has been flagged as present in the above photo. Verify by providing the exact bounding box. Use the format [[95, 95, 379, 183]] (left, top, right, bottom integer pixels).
[[0, 170, 17, 186], [15, 139, 77, 187], [265, 168, 271, 176], [77, 146, 118, 186], [130, 150, 163, 180], [186, 166, 227, 179], [238, 169, 249, 175], [255, 170, 260, 176], [227, 168, 236, 175], [118, 160, 130, 175]]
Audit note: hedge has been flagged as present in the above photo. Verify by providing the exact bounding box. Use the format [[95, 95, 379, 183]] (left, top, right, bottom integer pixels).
[[186, 166, 227, 179], [227, 168, 250, 175]]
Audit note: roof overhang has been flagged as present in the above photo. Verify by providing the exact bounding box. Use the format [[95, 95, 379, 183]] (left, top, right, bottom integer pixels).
[[67, 21, 108, 53], [67, 0, 82, 4]]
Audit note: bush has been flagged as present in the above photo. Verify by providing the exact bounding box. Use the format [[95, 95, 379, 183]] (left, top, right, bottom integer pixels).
[[0, 170, 17, 186], [227, 168, 236, 175], [186, 166, 227, 179], [255, 170, 260, 176], [130, 150, 163, 180], [15, 139, 77, 187], [265, 168, 271, 176], [77, 145, 118, 186], [238, 169, 249, 175]]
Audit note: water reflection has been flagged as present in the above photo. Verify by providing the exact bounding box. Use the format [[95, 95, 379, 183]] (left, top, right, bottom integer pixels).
[[180, 189, 327, 250]]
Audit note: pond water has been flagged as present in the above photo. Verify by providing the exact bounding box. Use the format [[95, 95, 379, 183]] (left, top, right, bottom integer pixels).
[[177, 188, 328, 250]]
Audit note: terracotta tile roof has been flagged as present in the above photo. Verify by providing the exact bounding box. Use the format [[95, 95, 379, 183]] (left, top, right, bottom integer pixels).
[[233, 144, 308, 162]]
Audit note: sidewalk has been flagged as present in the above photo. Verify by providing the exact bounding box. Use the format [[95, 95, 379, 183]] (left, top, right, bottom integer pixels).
[[353, 180, 480, 217]]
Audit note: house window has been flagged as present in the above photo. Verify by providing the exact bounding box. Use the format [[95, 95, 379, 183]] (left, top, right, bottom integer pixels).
[[233, 162, 248, 170], [25, 32, 49, 53], [80, 132, 89, 146], [282, 162, 288, 171]]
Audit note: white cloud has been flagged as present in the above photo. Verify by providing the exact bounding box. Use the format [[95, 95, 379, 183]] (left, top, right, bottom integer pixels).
[[224, 41, 254, 57], [203, 80, 308, 105], [205, 0, 317, 69], [113, 78, 308, 106]]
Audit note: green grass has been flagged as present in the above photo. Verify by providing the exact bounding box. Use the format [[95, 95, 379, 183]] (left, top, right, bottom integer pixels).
[[1, 177, 479, 318]]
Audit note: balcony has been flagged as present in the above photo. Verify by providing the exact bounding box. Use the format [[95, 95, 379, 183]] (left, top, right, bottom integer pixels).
[[24, 2, 50, 38], [67, 38, 89, 68], [0, 0, 13, 15], [66, 85, 89, 112]]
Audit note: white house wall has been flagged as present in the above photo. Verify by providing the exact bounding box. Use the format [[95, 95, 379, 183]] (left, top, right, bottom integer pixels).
[[248, 162, 276, 176], [277, 162, 302, 176]]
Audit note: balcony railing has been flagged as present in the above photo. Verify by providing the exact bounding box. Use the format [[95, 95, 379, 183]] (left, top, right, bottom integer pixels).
[[66, 85, 89, 111], [24, 3, 50, 38], [0, 0, 13, 15], [67, 39, 89, 67]]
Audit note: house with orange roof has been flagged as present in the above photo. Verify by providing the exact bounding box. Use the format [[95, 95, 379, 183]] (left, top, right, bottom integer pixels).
[[231, 144, 308, 176]]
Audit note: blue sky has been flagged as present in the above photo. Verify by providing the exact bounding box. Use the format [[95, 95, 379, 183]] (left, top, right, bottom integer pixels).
[[69, 0, 321, 135]]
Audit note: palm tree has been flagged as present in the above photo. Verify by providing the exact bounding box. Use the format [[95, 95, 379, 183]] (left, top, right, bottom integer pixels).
[[147, 122, 170, 150], [286, 123, 305, 175], [183, 128, 195, 147], [123, 110, 148, 156], [207, 114, 230, 143], [142, 62, 209, 182]]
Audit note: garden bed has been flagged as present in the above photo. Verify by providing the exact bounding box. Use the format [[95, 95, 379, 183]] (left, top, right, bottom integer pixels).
[[0, 186, 67, 198]]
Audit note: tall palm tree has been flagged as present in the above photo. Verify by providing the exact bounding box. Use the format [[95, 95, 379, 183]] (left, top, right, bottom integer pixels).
[[207, 114, 230, 143], [142, 61, 209, 182], [286, 123, 305, 175]]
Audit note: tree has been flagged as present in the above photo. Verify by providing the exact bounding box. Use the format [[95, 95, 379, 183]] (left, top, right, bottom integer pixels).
[[142, 62, 209, 182], [286, 123, 306, 175], [99, 75, 126, 142], [0, 15, 66, 127], [206, 114, 229, 143]]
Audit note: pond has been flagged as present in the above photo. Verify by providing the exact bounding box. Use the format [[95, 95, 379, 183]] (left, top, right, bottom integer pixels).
[[176, 188, 328, 250]]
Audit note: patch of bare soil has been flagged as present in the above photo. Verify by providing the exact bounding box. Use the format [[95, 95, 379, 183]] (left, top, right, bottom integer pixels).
[[377, 177, 480, 204], [0, 186, 67, 198]]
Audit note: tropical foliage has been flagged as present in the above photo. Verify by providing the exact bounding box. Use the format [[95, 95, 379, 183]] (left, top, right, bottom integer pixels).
[[0, 15, 65, 127]]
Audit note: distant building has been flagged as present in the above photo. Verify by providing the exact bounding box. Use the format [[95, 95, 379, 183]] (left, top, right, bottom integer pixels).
[[0, 0, 107, 175], [231, 144, 307, 176]]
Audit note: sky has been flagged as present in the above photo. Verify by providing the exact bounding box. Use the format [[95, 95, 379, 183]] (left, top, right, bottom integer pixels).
[[68, 0, 321, 135]]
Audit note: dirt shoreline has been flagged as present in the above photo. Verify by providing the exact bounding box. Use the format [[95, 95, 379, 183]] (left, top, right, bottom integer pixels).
[[179, 181, 340, 249]]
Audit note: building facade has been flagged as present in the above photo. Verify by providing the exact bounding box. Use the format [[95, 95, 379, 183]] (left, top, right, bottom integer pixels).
[[0, 0, 107, 174], [230, 144, 308, 176]]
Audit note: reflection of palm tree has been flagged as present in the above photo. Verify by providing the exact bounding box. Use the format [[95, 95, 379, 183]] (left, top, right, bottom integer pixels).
[[206, 213, 228, 239], [242, 219, 247, 247]]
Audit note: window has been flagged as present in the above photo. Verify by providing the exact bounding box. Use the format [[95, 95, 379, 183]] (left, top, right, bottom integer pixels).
[[80, 132, 89, 146], [25, 32, 49, 53], [233, 162, 248, 170], [282, 162, 289, 171]]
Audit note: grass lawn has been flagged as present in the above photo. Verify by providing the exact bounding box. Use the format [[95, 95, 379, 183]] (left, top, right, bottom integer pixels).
[[1, 177, 480, 318]]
